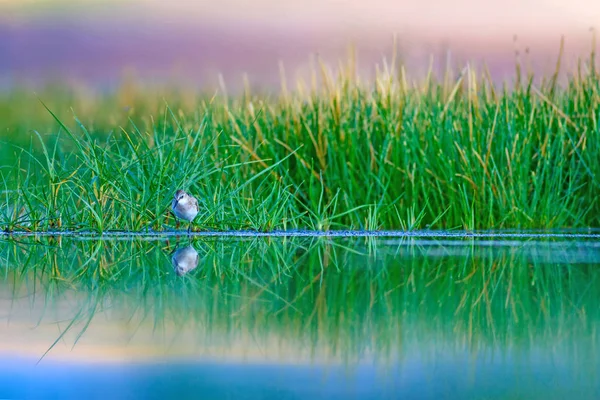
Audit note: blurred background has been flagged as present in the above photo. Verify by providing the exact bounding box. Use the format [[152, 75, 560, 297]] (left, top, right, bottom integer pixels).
[[1, 0, 599, 90]]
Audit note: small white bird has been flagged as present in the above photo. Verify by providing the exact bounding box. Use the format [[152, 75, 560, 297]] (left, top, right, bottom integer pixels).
[[171, 245, 199, 276], [171, 189, 199, 233]]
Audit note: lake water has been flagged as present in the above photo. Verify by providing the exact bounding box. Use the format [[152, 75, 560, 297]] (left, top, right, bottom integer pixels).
[[1, 234, 599, 399]]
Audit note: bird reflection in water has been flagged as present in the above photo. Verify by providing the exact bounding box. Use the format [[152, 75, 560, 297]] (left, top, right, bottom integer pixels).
[[171, 245, 200, 276]]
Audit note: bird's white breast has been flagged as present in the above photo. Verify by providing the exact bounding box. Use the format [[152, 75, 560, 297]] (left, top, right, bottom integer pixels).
[[173, 197, 198, 221]]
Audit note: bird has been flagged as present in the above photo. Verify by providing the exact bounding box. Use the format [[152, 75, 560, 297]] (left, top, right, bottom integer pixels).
[[171, 245, 200, 276], [171, 189, 199, 233]]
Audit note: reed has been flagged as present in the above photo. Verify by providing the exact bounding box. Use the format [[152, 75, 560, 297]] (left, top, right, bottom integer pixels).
[[1, 45, 599, 232]]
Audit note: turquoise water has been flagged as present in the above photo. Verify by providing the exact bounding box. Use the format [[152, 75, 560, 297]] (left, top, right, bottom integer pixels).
[[1, 234, 599, 399]]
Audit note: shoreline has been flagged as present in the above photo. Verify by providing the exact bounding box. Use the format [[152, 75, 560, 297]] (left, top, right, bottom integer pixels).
[[2, 229, 600, 239]]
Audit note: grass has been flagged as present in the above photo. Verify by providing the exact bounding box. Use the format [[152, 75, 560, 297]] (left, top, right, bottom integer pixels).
[[0, 44, 599, 232]]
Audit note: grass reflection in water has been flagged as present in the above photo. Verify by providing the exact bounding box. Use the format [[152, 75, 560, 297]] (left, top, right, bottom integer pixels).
[[0, 236, 598, 373]]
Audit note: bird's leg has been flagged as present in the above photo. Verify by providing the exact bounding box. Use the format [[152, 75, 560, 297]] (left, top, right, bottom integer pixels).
[[176, 220, 181, 230], [187, 222, 192, 235]]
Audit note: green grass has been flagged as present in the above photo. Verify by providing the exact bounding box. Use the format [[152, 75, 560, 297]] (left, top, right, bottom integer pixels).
[[1, 47, 599, 232]]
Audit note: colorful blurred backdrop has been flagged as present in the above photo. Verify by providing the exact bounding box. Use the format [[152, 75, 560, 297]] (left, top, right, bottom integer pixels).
[[1, 0, 599, 89]]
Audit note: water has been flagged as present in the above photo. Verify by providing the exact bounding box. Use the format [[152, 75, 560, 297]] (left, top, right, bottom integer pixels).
[[1, 234, 599, 399]]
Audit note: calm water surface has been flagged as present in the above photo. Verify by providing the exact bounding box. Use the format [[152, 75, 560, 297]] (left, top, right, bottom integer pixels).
[[1, 235, 599, 399]]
